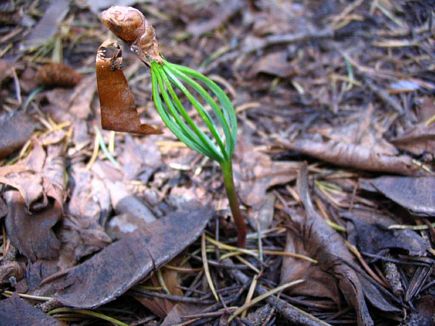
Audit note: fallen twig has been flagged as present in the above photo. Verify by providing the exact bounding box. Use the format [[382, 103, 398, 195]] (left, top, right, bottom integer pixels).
[[223, 259, 330, 326]]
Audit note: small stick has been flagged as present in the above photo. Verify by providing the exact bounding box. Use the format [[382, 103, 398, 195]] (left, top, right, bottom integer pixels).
[[224, 259, 331, 326]]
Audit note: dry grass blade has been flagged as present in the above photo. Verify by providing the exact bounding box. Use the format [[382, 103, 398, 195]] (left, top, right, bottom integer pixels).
[[201, 233, 219, 302], [228, 279, 304, 322]]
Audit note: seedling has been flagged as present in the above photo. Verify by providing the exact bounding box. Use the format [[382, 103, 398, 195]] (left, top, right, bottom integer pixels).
[[96, 6, 247, 247]]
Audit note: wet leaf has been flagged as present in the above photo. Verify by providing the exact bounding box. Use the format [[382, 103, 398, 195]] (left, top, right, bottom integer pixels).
[[96, 41, 162, 135], [34, 203, 212, 309], [282, 138, 423, 175], [341, 208, 429, 256], [0, 294, 61, 326], [0, 112, 35, 159], [366, 176, 435, 216]]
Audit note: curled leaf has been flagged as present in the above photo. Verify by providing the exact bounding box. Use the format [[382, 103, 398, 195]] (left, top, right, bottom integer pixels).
[[96, 40, 161, 135], [282, 138, 424, 175]]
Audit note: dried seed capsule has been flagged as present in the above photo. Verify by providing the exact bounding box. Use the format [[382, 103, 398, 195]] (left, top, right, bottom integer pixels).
[[96, 40, 161, 135], [100, 6, 162, 63]]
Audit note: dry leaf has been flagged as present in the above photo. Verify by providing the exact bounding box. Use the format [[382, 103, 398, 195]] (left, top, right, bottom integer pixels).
[[342, 208, 429, 256], [0, 294, 61, 326], [281, 164, 400, 326], [34, 202, 212, 309], [96, 40, 161, 135], [1, 141, 66, 262], [390, 123, 435, 157], [283, 138, 423, 175], [0, 112, 35, 159], [235, 140, 299, 208], [187, 0, 243, 36], [366, 176, 435, 216], [5, 192, 61, 262], [162, 303, 205, 326], [251, 51, 296, 78], [119, 135, 162, 181]]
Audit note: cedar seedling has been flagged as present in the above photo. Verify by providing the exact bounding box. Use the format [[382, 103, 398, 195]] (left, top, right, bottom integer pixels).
[[97, 6, 247, 247]]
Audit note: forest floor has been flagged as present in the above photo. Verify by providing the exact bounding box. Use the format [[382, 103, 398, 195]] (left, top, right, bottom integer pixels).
[[0, 0, 434, 325]]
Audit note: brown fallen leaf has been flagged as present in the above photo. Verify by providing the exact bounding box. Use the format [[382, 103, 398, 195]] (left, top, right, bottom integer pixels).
[[58, 214, 112, 269], [341, 208, 429, 256], [187, 0, 243, 36], [33, 202, 212, 309], [281, 227, 341, 307], [0, 111, 36, 159], [36, 63, 82, 88], [365, 176, 435, 216], [281, 138, 423, 175], [68, 75, 97, 119], [4, 191, 62, 262], [134, 257, 185, 318], [40, 80, 94, 147], [162, 303, 206, 326], [234, 140, 299, 208], [67, 164, 111, 225], [119, 134, 162, 181], [390, 123, 435, 157], [25, 260, 59, 292], [250, 51, 296, 78], [281, 164, 400, 326], [96, 40, 161, 135], [92, 161, 157, 224], [0, 294, 61, 326], [1, 140, 66, 262], [316, 105, 398, 156]]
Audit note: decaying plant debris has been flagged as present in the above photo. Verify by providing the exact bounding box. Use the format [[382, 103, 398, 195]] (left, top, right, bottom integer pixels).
[[0, 1, 434, 325]]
